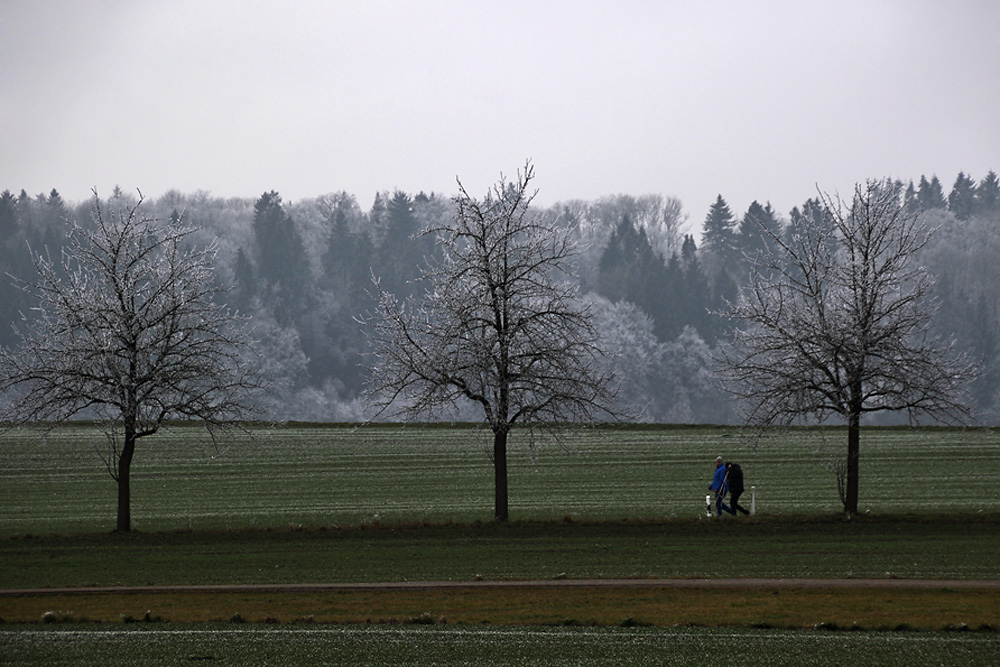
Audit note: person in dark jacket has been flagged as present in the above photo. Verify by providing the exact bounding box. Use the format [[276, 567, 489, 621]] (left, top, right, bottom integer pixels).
[[708, 456, 734, 516], [726, 461, 750, 515]]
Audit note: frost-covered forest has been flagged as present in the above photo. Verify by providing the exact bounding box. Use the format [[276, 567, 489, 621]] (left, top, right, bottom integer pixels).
[[1, 171, 998, 424]]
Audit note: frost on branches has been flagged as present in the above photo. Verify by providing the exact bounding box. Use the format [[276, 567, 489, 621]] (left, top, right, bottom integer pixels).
[[718, 179, 975, 514], [365, 163, 618, 522], [0, 190, 262, 531]]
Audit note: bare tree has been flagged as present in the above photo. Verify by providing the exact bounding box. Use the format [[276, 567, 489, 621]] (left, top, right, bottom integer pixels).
[[718, 179, 975, 515], [364, 163, 618, 522], [0, 191, 262, 532]]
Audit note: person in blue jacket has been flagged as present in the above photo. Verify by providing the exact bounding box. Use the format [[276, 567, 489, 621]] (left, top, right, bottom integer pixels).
[[709, 456, 735, 516]]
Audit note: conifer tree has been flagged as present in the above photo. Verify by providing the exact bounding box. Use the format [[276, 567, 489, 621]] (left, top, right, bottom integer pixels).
[[917, 175, 947, 210], [738, 200, 780, 267], [700, 195, 739, 273], [947, 172, 977, 220], [252, 191, 308, 323], [975, 171, 1000, 217]]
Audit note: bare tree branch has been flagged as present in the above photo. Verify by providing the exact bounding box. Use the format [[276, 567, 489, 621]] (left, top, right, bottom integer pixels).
[[363, 162, 619, 521], [718, 179, 976, 514], [0, 190, 264, 531]]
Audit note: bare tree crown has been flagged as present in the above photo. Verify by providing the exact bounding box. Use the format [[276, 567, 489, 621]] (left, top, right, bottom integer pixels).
[[364, 163, 618, 521], [718, 179, 975, 513], [366, 164, 616, 426], [2, 191, 259, 425], [722, 179, 974, 427], [0, 191, 262, 467]]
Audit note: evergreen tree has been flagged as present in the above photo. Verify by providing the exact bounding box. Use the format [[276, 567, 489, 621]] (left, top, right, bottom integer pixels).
[[657, 252, 685, 341], [36, 189, 69, 255], [0, 190, 17, 238], [310, 193, 374, 393], [252, 191, 308, 323], [737, 200, 780, 268], [947, 172, 978, 220], [320, 193, 362, 291], [375, 190, 427, 298], [700, 195, 739, 273], [681, 233, 698, 264], [0, 190, 29, 349], [231, 247, 257, 314], [409, 191, 445, 270], [595, 218, 627, 303], [917, 175, 947, 211], [595, 213, 671, 335], [46, 189, 66, 218], [975, 171, 1000, 218], [679, 233, 711, 337], [252, 191, 284, 274], [706, 268, 737, 345], [597, 215, 654, 302], [385, 190, 418, 242], [903, 180, 920, 216], [13, 191, 37, 247], [363, 193, 384, 248]]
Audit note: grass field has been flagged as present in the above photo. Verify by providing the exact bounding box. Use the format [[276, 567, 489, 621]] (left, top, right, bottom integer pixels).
[[2, 515, 999, 590], [1, 422, 997, 535], [2, 625, 999, 667], [1, 423, 998, 664]]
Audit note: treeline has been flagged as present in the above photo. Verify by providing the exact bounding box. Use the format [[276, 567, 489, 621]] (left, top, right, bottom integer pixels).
[[1, 171, 998, 423]]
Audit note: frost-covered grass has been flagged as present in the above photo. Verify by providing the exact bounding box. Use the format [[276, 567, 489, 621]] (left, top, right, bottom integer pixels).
[[2, 625, 998, 666], [0, 423, 997, 535]]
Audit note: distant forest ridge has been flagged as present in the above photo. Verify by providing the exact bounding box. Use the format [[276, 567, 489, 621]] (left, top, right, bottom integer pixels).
[[1, 170, 998, 424]]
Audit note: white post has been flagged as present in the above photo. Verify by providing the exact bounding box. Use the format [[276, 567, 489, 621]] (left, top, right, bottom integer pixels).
[[705, 494, 712, 518], [750, 486, 756, 516]]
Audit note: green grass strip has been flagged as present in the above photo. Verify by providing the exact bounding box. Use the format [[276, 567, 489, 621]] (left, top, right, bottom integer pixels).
[[2, 515, 997, 590], [2, 423, 998, 535]]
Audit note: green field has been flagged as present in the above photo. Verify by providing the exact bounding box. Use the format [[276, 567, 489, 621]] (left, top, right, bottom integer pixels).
[[1, 423, 998, 665], [2, 625, 999, 667], [1, 423, 997, 535]]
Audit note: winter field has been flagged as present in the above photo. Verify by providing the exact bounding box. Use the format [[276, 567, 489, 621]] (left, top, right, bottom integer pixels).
[[0, 423, 997, 536], [1, 423, 999, 665], [2, 624, 999, 667]]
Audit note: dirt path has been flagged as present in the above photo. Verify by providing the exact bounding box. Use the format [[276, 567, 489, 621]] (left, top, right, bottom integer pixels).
[[3, 578, 998, 596]]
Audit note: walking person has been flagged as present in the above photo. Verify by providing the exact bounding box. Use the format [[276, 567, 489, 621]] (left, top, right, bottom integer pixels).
[[709, 456, 735, 516], [726, 461, 750, 515]]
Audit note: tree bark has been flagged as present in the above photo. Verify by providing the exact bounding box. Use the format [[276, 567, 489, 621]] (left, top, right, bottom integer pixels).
[[845, 408, 861, 516], [116, 427, 136, 533], [493, 428, 509, 523]]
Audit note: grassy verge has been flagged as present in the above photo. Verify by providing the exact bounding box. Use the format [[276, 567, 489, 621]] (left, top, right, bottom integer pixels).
[[2, 514, 998, 589], [1, 515, 997, 629]]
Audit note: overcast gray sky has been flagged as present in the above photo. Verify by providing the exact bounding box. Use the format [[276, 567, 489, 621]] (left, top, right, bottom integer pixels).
[[2, 0, 998, 227]]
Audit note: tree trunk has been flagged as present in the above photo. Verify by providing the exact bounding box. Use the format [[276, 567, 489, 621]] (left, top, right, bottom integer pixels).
[[845, 408, 861, 516], [116, 429, 136, 532], [493, 428, 509, 522]]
